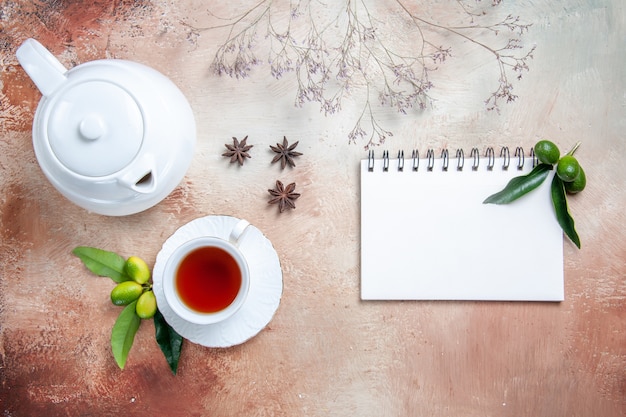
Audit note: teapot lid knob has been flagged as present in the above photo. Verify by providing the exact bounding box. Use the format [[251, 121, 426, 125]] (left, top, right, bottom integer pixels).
[[79, 114, 105, 141]]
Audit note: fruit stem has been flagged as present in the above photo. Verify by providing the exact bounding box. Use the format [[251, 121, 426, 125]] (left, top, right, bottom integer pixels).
[[566, 141, 581, 156]]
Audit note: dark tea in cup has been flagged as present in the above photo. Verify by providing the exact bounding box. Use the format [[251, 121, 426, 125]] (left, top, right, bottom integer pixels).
[[163, 232, 250, 325], [175, 246, 242, 313]]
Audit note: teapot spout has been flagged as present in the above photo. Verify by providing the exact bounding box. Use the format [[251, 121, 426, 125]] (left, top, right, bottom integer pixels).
[[117, 154, 158, 194], [16, 38, 67, 97]]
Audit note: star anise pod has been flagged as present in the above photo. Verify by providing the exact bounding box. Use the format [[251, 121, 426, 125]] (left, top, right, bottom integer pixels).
[[268, 180, 301, 213], [223, 136, 253, 165], [270, 136, 302, 169]]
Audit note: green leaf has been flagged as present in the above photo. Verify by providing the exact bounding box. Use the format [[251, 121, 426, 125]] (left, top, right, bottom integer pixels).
[[483, 164, 552, 204], [550, 174, 581, 249], [72, 246, 130, 283], [154, 309, 184, 375], [111, 301, 141, 369]]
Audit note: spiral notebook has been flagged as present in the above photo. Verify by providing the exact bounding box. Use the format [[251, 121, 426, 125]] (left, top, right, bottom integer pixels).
[[360, 147, 564, 301]]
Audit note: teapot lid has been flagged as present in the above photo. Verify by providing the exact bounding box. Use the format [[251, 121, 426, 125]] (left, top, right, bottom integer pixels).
[[46, 80, 144, 177]]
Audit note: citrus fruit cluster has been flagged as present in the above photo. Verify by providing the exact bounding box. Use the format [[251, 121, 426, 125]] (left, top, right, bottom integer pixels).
[[110, 256, 157, 319], [534, 140, 586, 194], [73, 246, 183, 372], [484, 140, 585, 248]]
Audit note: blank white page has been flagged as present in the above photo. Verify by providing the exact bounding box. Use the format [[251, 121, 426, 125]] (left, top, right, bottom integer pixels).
[[360, 154, 564, 301]]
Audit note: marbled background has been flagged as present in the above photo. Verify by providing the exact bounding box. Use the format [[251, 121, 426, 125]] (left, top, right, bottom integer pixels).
[[0, 1, 624, 416]]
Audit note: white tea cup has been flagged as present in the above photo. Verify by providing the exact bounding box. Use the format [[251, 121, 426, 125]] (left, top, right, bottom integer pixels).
[[163, 219, 251, 325]]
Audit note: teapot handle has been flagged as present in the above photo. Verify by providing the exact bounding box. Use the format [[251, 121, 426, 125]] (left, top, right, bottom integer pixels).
[[16, 38, 67, 97], [117, 154, 158, 194]]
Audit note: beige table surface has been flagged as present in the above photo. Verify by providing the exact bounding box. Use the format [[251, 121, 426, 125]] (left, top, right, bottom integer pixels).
[[1, 1, 624, 416]]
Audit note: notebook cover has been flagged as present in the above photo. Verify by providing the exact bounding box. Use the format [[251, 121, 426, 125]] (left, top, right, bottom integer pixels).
[[360, 156, 564, 301]]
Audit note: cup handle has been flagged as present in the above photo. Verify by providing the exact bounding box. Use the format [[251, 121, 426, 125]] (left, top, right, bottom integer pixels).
[[229, 219, 250, 246]]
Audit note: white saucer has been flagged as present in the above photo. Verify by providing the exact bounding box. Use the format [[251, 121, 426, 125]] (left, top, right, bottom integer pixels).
[[152, 215, 283, 347]]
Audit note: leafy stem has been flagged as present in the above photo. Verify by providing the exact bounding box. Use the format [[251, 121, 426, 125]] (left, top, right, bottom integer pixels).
[[73, 247, 184, 373], [111, 301, 141, 370], [483, 163, 552, 205], [566, 141, 582, 156], [484, 142, 584, 248], [551, 175, 581, 248]]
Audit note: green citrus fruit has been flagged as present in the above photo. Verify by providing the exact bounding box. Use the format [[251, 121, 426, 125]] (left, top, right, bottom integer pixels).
[[556, 155, 581, 182], [136, 290, 157, 319], [125, 256, 151, 284], [534, 140, 560, 165], [111, 281, 143, 306], [564, 165, 586, 194]]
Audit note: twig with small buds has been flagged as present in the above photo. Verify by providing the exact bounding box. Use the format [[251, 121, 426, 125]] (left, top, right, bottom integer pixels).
[[187, 0, 535, 148]]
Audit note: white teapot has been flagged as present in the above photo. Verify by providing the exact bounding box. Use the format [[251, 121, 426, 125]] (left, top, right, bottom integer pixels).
[[16, 38, 196, 216]]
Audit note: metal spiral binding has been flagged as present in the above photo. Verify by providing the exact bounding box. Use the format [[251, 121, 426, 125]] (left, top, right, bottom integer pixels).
[[441, 149, 449, 171], [456, 149, 464, 171], [485, 147, 495, 170], [471, 148, 480, 170], [515, 147, 525, 170], [500, 147, 510, 170], [368, 146, 530, 172], [530, 147, 538, 167], [412, 150, 419, 171], [426, 149, 435, 171]]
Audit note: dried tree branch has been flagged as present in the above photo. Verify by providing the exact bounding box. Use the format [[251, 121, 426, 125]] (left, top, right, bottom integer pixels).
[[186, 0, 535, 148]]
